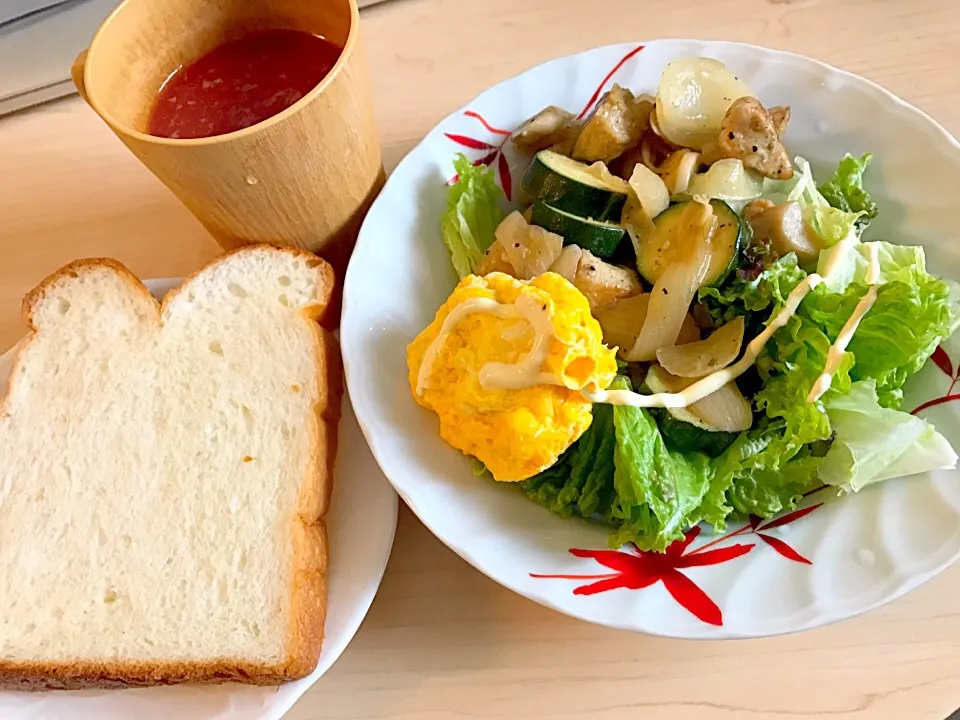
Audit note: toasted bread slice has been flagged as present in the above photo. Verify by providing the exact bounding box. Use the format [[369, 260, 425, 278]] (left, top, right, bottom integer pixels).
[[0, 245, 342, 689]]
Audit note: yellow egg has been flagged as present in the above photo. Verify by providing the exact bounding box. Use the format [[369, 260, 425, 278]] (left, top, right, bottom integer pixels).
[[407, 272, 617, 482]]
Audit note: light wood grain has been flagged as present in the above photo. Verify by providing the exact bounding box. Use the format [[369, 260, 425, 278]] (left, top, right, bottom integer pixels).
[[2, 0, 960, 717]]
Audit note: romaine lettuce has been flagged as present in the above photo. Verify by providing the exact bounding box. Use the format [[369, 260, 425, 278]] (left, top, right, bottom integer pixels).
[[817, 241, 939, 293], [706, 245, 956, 408], [522, 377, 715, 551], [608, 390, 713, 551], [699, 252, 809, 357], [702, 428, 801, 529], [440, 154, 505, 278]]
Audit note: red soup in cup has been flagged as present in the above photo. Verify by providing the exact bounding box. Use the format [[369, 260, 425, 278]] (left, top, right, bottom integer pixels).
[[147, 29, 343, 139]]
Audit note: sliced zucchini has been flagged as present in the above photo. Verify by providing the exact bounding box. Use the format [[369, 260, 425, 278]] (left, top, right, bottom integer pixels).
[[624, 200, 715, 361], [521, 150, 629, 221], [530, 201, 627, 258], [637, 199, 745, 288], [645, 364, 743, 458]]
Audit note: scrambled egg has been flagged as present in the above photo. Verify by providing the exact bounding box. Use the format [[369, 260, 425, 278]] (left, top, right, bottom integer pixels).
[[407, 272, 617, 482]]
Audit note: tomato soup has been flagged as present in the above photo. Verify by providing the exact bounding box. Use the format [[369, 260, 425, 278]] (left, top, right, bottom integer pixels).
[[147, 29, 342, 139]]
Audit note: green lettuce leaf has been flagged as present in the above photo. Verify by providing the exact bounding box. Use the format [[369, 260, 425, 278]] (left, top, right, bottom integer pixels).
[[701, 431, 768, 529], [580, 409, 620, 517], [807, 241, 957, 407], [726, 443, 823, 518], [699, 254, 837, 516], [521, 235, 957, 543], [699, 253, 807, 335], [517, 448, 580, 519], [818, 153, 879, 225], [705, 244, 956, 408], [440, 154, 505, 277], [819, 380, 957, 492], [523, 377, 717, 550], [699, 241, 956, 517], [717, 375, 834, 519], [608, 386, 713, 551]]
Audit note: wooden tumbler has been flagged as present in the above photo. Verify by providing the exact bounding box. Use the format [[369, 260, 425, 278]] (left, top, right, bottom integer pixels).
[[71, 0, 385, 280]]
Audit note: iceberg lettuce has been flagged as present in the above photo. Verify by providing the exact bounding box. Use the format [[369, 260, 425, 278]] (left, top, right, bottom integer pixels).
[[819, 380, 957, 492]]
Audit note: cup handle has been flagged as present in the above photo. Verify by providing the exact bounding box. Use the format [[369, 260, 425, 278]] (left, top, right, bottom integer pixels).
[[71, 50, 89, 102]]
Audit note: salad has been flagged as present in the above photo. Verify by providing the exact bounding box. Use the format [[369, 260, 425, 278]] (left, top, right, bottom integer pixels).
[[408, 56, 960, 552]]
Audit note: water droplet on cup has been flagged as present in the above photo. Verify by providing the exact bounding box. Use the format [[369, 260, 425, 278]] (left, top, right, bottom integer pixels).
[[855, 548, 876, 566], [246, 175, 258, 186]]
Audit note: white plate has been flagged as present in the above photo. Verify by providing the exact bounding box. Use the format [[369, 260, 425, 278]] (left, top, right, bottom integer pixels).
[[342, 40, 960, 638], [0, 278, 398, 719]]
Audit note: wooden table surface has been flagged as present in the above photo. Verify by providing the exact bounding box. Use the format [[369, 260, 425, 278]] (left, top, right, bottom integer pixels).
[[2, 0, 959, 717]]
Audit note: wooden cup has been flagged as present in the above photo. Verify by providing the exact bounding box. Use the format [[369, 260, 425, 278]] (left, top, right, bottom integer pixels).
[[71, 0, 385, 280]]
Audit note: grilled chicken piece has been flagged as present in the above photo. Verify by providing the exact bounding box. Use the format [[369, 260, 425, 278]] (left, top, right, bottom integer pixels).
[[572, 85, 653, 163], [769, 105, 791, 138], [718, 97, 793, 180], [611, 143, 645, 181], [573, 249, 643, 310], [745, 201, 819, 263], [513, 106, 583, 155]]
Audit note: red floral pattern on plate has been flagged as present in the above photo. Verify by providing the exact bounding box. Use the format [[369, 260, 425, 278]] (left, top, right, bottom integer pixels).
[[912, 344, 960, 415], [531, 526, 752, 626], [445, 114, 514, 200], [575, 44, 646, 119], [531, 496, 826, 626], [445, 44, 646, 202]]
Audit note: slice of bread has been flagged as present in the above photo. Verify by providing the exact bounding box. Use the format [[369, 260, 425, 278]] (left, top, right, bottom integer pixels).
[[0, 245, 342, 689]]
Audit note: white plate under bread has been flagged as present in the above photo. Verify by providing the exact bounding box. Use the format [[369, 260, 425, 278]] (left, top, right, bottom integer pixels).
[[0, 248, 397, 717]]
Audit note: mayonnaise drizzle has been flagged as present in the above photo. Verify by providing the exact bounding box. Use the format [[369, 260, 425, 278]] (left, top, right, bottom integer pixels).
[[806, 242, 881, 402], [583, 273, 823, 408], [416, 294, 562, 395], [416, 298, 510, 395], [416, 237, 881, 409]]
